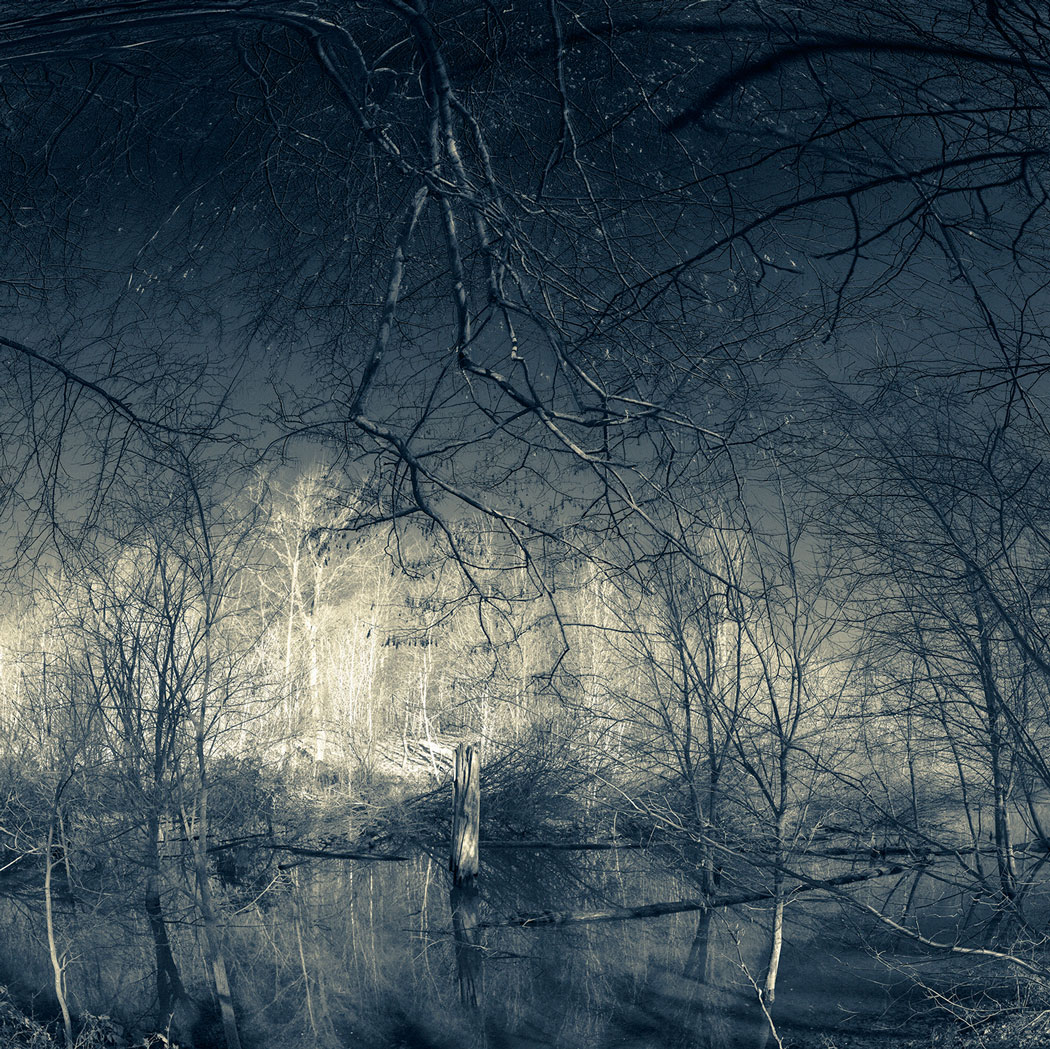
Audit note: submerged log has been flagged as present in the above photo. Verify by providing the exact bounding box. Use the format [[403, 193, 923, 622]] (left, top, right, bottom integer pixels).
[[272, 844, 409, 862], [482, 839, 646, 850], [451, 742, 480, 887], [481, 863, 908, 928]]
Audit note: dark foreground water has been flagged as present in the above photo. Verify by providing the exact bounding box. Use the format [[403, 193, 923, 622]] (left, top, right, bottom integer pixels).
[[0, 847, 1012, 1048]]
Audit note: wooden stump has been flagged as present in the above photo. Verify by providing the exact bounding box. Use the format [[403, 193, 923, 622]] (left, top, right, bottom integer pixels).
[[450, 742, 480, 887]]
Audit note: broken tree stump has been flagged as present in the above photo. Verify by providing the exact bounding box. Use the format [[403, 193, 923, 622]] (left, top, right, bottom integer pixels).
[[450, 742, 480, 887]]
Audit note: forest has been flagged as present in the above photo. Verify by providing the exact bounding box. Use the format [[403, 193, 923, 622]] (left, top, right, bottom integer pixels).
[[2, 1, 1050, 1047]]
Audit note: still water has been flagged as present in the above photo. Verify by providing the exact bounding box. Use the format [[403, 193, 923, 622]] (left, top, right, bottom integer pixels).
[[0, 848, 983, 1048]]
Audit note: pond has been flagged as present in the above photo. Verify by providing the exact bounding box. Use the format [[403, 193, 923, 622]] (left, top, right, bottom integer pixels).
[[0, 846, 1013, 1048]]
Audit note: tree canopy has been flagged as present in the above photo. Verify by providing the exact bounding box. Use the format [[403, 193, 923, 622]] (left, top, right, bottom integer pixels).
[[2, 0, 1047, 569]]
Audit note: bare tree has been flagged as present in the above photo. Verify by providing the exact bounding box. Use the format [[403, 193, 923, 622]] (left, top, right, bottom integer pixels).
[[7, 0, 1050, 1036], [49, 482, 260, 1046]]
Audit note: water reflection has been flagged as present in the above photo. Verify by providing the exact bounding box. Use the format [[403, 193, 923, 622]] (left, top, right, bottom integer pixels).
[[0, 849, 939, 1048], [685, 907, 713, 984], [449, 885, 483, 1009]]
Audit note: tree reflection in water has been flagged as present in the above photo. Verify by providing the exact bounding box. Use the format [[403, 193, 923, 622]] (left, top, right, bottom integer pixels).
[[0, 848, 919, 1048], [450, 884, 483, 1010]]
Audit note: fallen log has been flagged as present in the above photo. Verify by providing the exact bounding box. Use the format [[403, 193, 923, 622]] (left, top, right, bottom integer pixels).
[[271, 844, 409, 862], [201, 835, 408, 862], [480, 863, 909, 929], [481, 840, 646, 851]]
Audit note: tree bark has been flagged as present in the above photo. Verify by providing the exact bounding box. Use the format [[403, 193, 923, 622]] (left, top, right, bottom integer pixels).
[[45, 822, 73, 1048], [145, 814, 187, 1027], [451, 742, 480, 887], [183, 718, 242, 1049], [762, 874, 784, 1005]]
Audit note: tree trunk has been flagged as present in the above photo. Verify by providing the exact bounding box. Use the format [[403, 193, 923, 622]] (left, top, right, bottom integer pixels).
[[190, 826, 241, 1049], [45, 822, 73, 1047], [763, 882, 784, 1006], [978, 622, 1018, 902], [184, 718, 243, 1049], [763, 814, 786, 1006], [145, 814, 187, 1026]]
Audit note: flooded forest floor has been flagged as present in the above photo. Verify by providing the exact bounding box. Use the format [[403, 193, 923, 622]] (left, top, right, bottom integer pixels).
[[0, 750, 1048, 1049]]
